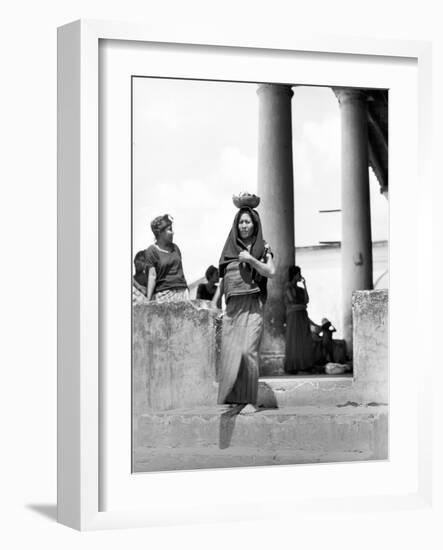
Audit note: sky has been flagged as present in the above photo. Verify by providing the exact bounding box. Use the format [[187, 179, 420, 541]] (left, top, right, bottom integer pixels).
[[132, 77, 388, 283]]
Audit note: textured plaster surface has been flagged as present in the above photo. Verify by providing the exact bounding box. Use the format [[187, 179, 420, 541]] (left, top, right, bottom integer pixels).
[[133, 300, 219, 415], [134, 404, 388, 471], [132, 290, 389, 472]]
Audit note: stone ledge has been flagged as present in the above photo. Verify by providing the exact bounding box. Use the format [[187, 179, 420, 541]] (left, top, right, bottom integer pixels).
[[134, 404, 388, 472], [135, 405, 388, 458], [133, 300, 219, 413], [133, 447, 381, 472], [257, 375, 354, 408], [139, 404, 384, 417]]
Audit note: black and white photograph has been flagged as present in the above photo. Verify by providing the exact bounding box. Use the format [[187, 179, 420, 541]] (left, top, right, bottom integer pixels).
[[131, 76, 389, 472], [5, 0, 439, 543]]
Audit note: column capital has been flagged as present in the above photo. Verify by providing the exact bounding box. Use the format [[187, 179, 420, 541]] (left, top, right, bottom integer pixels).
[[332, 87, 369, 106], [257, 83, 294, 98]]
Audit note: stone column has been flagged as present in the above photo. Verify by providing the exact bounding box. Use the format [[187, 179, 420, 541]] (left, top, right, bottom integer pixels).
[[334, 88, 373, 357], [257, 84, 295, 374]]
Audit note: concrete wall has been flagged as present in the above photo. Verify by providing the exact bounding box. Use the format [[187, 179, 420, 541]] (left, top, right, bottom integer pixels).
[[133, 300, 219, 417], [133, 289, 388, 412], [351, 289, 388, 404], [132, 290, 388, 470]]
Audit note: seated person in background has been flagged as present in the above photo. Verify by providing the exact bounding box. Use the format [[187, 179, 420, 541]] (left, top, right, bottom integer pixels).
[[133, 250, 148, 304], [133, 250, 148, 295], [197, 265, 220, 302], [309, 318, 324, 366], [320, 317, 336, 363]]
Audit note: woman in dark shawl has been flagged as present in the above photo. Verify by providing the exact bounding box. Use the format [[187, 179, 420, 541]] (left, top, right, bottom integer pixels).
[[284, 265, 313, 373], [211, 204, 275, 413]]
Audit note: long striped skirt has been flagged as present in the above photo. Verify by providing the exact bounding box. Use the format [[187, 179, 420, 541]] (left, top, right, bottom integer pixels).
[[217, 293, 263, 405]]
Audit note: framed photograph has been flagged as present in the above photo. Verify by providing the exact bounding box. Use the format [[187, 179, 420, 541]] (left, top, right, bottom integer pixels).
[[57, 20, 433, 530]]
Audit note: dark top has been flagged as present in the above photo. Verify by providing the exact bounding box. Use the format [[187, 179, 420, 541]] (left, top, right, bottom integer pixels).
[[285, 283, 308, 306], [133, 271, 148, 288], [196, 283, 217, 301], [321, 322, 335, 342], [144, 243, 188, 293]]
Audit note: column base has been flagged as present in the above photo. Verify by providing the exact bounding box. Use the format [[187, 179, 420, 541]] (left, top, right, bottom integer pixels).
[[259, 352, 286, 376]]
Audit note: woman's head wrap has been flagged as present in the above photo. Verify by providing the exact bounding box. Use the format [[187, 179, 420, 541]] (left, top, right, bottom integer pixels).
[[219, 207, 269, 300], [150, 214, 173, 237]]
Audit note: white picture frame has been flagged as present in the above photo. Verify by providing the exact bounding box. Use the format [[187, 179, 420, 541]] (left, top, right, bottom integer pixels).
[[57, 19, 433, 531]]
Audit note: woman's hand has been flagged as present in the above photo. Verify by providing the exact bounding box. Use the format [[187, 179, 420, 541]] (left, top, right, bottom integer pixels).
[[301, 276, 309, 304], [238, 250, 253, 264]]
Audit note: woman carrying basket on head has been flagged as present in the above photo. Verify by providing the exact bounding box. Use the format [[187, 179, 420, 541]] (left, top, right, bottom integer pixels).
[[211, 193, 275, 414]]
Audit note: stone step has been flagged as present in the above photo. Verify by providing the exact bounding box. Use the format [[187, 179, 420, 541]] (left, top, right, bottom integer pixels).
[[257, 374, 356, 408], [134, 404, 388, 472], [133, 446, 375, 472]]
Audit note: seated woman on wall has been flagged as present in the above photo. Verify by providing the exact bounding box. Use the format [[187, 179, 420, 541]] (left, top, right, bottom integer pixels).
[[284, 265, 313, 373], [211, 193, 275, 414], [132, 250, 149, 304], [145, 214, 189, 303]]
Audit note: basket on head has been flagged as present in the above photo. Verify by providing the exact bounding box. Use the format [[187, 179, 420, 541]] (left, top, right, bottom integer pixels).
[[232, 192, 260, 209]]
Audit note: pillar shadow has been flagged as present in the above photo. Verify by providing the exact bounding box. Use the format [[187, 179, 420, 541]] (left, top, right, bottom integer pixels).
[[26, 503, 57, 522], [218, 405, 243, 449]]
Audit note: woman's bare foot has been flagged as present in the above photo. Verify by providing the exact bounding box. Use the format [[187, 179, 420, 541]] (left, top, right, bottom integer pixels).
[[239, 404, 257, 414]]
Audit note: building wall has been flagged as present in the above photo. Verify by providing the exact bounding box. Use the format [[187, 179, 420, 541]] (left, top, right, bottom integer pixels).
[[133, 288, 388, 413], [132, 300, 219, 417], [297, 241, 388, 338]]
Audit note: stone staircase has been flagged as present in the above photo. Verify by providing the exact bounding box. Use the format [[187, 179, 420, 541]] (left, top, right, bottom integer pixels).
[[256, 374, 354, 408], [133, 399, 388, 472], [132, 291, 389, 473]]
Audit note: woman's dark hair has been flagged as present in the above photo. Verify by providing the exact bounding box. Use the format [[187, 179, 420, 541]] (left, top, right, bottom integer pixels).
[[288, 265, 301, 281], [134, 250, 146, 266], [150, 214, 173, 237], [134, 250, 147, 274], [205, 265, 219, 280]]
